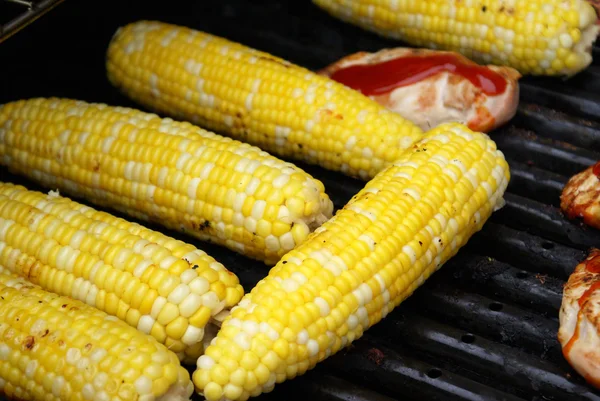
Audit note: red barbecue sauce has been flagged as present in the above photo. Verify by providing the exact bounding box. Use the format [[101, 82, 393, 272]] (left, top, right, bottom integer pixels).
[[585, 251, 600, 274], [592, 161, 600, 179], [578, 282, 600, 308], [562, 310, 582, 359], [330, 54, 507, 96], [563, 252, 600, 362]]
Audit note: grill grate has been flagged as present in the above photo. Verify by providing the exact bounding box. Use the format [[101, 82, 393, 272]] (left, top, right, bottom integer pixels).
[[0, 1, 600, 400], [0, 0, 63, 43]]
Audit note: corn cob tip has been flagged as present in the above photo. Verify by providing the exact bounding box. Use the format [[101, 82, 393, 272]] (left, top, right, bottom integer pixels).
[[192, 123, 509, 401], [0, 268, 194, 401]]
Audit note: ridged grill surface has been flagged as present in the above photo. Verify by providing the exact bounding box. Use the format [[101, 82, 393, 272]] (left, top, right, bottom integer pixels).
[[1, 1, 600, 400], [0, 0, 64, 41]]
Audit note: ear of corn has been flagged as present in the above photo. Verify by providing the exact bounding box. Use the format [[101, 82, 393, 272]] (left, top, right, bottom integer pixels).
[[0, 98, 333, 265], [106, 21, 424, 180], [0, 182, 244, 362], [313, 0, 600, 76], [0, 269, 193, 401], [192, 123, 510, 401]]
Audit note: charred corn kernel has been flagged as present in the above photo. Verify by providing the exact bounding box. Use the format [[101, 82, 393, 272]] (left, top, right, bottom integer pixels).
[[0, 183, 243, 363], [0, 269, 193, 401], [193, 123, 510, 400], [0, 98, 333, 265], [106, 21, 424, 180], [314, 0, 599, 76]]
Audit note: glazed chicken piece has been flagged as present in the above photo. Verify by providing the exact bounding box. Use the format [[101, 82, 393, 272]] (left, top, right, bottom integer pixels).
[[559, 249, 600, 388], [319, 48, 521, 132], [561, 162, 600, 230]]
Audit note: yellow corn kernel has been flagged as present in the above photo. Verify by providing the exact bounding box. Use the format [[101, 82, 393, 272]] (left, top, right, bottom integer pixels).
[[150, 323, 168, 343], [189, 306, 212, 328]]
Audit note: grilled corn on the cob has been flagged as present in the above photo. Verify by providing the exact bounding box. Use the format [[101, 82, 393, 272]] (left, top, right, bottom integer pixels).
[[0, 269, 193, 401], [106, 21, 424, 180], [0, 98, 333, 264], [0, 182, 244, 362], [193, 123, 510, 401], [313, 0, 600, 76]]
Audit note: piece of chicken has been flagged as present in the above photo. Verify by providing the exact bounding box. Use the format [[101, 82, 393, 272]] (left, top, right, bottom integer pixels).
[[559, 249, 600, 388], [561, 162, 600, 230], [319, 48, 521, 133]]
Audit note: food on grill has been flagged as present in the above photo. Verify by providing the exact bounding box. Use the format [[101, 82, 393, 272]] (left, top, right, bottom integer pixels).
[[559, 249, 600, 388], [591, 0, 600, 23], [313, 0, 600, 76], [560, 161, 600, 229], [0, 98, 334, 265], [0, 182, 244, 362], [192, 123, 510, 401], [106, 20, 425, 181], [0, 269, 194, 401], [319, 48, 521, 132]]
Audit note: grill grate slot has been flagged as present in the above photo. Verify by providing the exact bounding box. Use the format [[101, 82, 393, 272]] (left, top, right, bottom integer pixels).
[[559, 67, 600, 92], [444, 253, 563, 314], [594, 47, 600, 65], [469, 223, 585, 280], [272, 374, 398, 401], [369, 313, 600, 401], [410, 285, 560, 360], [492, 130, 598, 175], [493, 193, 600, 250], [514, 104, 600, 149], [519, 81, 600, 121], [324, 339, 527, 401], [503, 160, 567, 206]]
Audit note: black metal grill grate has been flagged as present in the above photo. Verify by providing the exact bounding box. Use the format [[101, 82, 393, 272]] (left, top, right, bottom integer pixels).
[[0, 0, 63, 43], [1, 1, 600, 400]]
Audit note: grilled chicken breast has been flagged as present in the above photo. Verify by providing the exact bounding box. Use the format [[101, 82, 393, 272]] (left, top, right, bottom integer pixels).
[[319, 48, 521, 133], [559, 249, 600, 388], [561, 162, 600, 230]]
